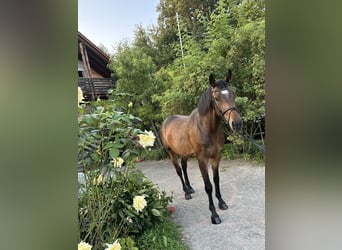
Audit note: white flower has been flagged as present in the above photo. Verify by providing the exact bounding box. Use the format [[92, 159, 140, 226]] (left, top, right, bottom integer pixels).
[[126, 216, 133, 223], [112, 157, 124, 168], [104, 240, 121, 250], [133, 195, 147, 212], [138, 130, 155, 148], [128, 102, 133, 108], [78, 241, 92, 250]]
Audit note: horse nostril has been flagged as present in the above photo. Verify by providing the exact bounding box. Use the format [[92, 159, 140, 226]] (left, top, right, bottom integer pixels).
[[232, 121, 242, 131]]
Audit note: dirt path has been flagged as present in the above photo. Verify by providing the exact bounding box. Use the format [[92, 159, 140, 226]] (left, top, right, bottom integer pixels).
[[137, 159, 265, 250]]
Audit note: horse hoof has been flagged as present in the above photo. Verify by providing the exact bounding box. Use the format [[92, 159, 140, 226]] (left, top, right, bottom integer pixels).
[[219, 202, 229, 210], [185, 193, 192, 200], [211, 216, 221, 224]]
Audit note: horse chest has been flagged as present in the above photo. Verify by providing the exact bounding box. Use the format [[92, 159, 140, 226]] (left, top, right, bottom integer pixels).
[[202, 140, 223, 157], [193, 131, 224, 158]]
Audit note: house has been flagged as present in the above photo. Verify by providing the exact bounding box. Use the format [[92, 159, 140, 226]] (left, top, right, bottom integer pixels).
[[78, 31, 115, 101]]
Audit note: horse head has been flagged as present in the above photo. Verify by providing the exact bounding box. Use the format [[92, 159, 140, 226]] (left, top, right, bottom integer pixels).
[[209, 69, 242, 131]]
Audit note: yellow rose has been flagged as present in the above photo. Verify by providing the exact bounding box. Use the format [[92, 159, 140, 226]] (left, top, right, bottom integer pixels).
[[93, 174, 103, 185], [78, 241, 92, 250], [78, 87, 84, 107], [104, 240, 121, 250], [138, 130, 155, 148], [133, 195, 147, 212], [113, 157, 124, 168]]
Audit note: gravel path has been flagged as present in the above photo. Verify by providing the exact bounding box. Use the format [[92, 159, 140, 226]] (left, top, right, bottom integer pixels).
[[137, 159, 265, 250]]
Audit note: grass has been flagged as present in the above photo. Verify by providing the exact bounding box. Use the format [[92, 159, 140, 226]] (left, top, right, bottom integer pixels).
[[136, 219, 188, 250]]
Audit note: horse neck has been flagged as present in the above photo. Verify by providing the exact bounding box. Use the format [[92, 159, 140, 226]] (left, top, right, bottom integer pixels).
[[200, 107, 222, 132]]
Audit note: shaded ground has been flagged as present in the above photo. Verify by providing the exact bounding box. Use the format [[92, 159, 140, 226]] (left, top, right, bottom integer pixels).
[[137, 159, 265, 250]]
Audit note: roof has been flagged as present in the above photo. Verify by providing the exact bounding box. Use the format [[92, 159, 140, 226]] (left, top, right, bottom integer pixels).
[[78, 31, 112, 78]]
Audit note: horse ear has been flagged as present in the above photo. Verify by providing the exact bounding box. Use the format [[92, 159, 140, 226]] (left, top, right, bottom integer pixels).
[[224, 69, 232, 83], [209, 73, 216, 87]]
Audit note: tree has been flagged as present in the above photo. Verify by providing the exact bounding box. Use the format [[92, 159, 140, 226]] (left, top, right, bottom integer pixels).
[[204, 0, 265, 152], [108, 41, 165, 147], [109, 0, 265, 156]]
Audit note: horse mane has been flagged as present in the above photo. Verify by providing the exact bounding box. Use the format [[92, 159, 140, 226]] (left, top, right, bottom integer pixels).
[[197, 88, 212, 116]]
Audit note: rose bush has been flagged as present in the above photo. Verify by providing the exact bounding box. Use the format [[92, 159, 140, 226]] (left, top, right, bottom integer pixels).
[[78, 100, 171, 250]]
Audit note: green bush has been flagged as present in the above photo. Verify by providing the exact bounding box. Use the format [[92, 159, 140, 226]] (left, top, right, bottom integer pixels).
[[78, 99, 172, 249], [140, 148, 167, 161], [136, 219, 188, 250], [78, 99, 145, 172], [222, 140, 264, 163], [78, 167, 171, 249]]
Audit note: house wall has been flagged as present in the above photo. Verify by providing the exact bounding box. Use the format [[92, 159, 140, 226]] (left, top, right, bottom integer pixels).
[[90, 69, 103, 78], [78, 59, 105, 78]]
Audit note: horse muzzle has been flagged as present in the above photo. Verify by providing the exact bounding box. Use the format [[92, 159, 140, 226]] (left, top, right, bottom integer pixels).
[[232, 120, 242, 131], [221, 107, 242, 131]]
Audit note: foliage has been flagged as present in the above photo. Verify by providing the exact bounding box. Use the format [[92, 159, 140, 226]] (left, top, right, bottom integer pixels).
[[107, 42, 166, 148], [78, 100, 172, 250], [108, 42, 164, 126], [78, 99, 144, 172], [140, 148, 168, 161], [78, 167, 171, 249], [153, 35, 208, 117], [110, 0, 265, 158], [118, 236, 138, 250], [222, 138, 265, 162], [204, 0, 265, 154], [156, 0, 218, 45], [136, 219, 188, 250]]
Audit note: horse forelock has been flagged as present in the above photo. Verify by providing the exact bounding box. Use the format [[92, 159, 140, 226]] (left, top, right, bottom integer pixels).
[[215, 79, 229, 89]]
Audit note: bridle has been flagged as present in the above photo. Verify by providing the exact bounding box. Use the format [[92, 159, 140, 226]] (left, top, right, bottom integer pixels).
[[211, 89, 238, 125]]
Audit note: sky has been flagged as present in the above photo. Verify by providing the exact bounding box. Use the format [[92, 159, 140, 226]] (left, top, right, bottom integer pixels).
[[78, 0, 160, 54]]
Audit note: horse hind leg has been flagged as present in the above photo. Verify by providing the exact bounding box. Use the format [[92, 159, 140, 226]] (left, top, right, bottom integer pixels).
[[181, 157, 195, 194], [166, 150, 193, 200]]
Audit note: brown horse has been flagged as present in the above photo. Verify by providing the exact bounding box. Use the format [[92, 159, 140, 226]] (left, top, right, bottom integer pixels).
[[160, 69, 242, 224]]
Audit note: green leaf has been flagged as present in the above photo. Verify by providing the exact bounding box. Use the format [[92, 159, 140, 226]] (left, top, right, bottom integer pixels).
[[163, 236, 168, 247], [103, 142, 114, 150], [151, 208, 161, 216], [84, 115, 93, 125], [109, 148, 119, 159], [114, 142, 125, 148]]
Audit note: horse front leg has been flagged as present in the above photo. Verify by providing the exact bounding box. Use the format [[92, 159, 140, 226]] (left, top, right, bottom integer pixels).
[[198, 157, 221, 224], [211, 158, 228, 210]]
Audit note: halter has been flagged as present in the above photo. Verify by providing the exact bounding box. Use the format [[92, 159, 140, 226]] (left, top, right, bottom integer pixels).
[[212, 89, 238, 125]]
